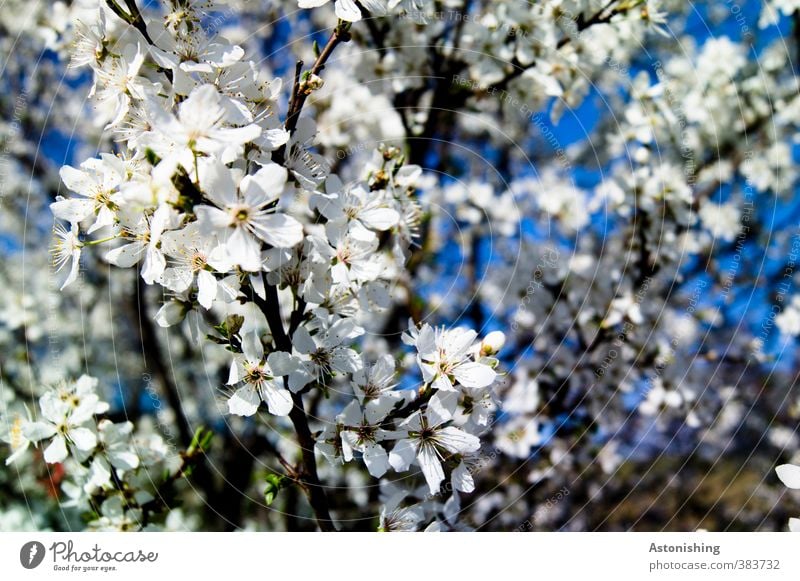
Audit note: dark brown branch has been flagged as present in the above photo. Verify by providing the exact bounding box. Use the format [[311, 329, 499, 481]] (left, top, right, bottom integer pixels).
[[255, 278, 336, 531], [122, 0, 156, 45], [136, 276, 193, 447], [105, 0, 174, 84], [273, 23, 351, 164], [286, 389, 336, 531]]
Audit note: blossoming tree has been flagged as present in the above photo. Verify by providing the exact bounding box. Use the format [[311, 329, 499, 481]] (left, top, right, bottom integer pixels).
[[2, 0, 800, 531]]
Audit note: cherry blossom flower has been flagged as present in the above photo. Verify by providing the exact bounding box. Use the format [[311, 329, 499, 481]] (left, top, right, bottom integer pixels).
[[405, 324, 497, 391], [389, 410, 480, 494], [160, 222, 233, 309], [194, 160, 304, 271], [287, 316, 363, 390], [51, 154, 127, 234], [145, 84, 261, 170], [51, 222, 83, 290], [24, 390, 100, 463], [338, 399, 395, 477], [227, 332, 293, 417], [314, 176, 400, 241]]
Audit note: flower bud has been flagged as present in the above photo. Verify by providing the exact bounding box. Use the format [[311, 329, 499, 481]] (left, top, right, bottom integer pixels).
[[480, 331, 506, 356], [300, 73, 324, 94]]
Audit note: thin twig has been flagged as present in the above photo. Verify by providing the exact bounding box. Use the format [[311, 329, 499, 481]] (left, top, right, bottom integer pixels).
[[105, 0, 174, 83], [273, 23, 351, 164]]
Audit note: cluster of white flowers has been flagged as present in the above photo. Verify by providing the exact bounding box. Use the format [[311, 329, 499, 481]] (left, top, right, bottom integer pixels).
[[1, 376, 194, 531], [34, 0, 509, 530]]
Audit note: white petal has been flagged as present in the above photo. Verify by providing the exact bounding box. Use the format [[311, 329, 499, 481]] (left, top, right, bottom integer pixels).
[[59, 165, 94, 194], [227, 359, 242, 386], [106, 242, 146, 268], [452, 461, 475, 493], [69, 427, 98, 451], [287, 368, 314, 392], [364, 397, 396, 425], [315, 196, 345, 222], [361, 207, 400, 230], [338, 400, 363, 426], [415, 324, 437, 356], [251, 213, 304, 248], [197, 269, 217, 309], [331, 348, 360, 374], [161, 267, 193, 293], [267, 351, 296, 376], [444, 328, 478, 358], [437, 426, 480, 455], [388, 438, 416, 472], [363, 443, 390, 477], [241, 164, 287, 206], [155, 301, 186, 327], [141, 248, 166, 284], [292, 326, 317, 354], [260, 128, 290, 149], [88, 205, 116, 234], [227, 386, 260, 416], [262, 383, 293, 417], [108, 450, 139, 471], [431, 373, 456, 392], [249, 271, 265, 299], [424, 520, 443, 532], [453, 361, 496, 389], [241, 331, 264, 363], [206, 124, 261, 150], [44, 436, 68, 463], [397, 411, 423, 432], [428, 390, 459, 425], [89, 457, 112, 487], [225, 227, 262, 271], [195, 205, 233, 232], [50, 198, 95, 222], [334, 0, 362, 21], [443, 493, 460, 523], [61, 249, 81, 290], [418, 444, 445, 494], [23, 421, 57, 442], [359, 0, 387, 16], [777, 464, 800, 489]]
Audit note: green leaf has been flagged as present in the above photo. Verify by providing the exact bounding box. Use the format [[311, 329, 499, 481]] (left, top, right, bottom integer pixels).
[[187, 427, 214, 456], [263, 473, 286, 506]]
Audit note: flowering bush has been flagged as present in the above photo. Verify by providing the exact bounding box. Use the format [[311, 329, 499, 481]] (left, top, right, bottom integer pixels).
[[2, 0, 800, 531]]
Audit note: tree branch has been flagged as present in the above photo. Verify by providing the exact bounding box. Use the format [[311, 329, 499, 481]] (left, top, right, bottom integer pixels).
[[135, 276, 193, 447], [105, 0, 174, 84], [254, 278, 336, 531], [273, 22, 351, 165]]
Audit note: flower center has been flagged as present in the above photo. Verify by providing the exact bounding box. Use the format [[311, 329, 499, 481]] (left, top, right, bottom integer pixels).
[[310, 348, 331, 368], [245, 364, 271, 385], [10, 417, 24, 450], [231, 206, 250, 225], [190, 251, 207, 272]]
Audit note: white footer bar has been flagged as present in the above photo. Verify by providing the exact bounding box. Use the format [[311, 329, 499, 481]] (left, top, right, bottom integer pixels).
[[1, 532, 798, 580]]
